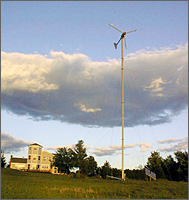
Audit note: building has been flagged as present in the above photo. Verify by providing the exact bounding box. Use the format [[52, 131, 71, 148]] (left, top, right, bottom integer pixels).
[[10, 143, 58, 174], [10, 157, 27, 170]]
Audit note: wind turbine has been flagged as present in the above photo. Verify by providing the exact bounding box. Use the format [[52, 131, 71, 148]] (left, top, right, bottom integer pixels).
[[108, 23, 137, 181]]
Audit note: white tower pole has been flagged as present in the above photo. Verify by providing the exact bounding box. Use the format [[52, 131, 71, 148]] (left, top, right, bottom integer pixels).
[[121, 37, 125, 181], [108, 23, 136, 181]]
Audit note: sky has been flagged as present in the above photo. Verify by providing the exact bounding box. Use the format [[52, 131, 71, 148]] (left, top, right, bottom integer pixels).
[[1, 1, 188, 170]]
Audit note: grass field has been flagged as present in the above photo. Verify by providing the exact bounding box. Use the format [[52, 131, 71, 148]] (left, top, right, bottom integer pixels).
[[1, 168, 188, 199]]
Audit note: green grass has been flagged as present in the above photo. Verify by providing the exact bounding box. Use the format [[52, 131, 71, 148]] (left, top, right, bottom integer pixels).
[[1, 168, 188, 199]]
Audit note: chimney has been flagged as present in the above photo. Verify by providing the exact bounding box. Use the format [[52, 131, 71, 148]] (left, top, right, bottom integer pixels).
[[10, 155, 13, 168]]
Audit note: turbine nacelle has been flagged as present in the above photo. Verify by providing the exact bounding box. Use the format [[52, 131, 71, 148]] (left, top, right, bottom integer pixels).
[[121, 32, 126, 38], [108, 24, 137, 50]]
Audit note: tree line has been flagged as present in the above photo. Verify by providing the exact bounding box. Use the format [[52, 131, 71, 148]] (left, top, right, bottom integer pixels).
[[146, 151, 188, 182], [1, 140, 188, 182], [52, 140, 188, 182], [123, 151, 188, 182]]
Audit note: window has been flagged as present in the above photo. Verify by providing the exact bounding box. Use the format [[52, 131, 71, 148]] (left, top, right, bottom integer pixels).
[[28, 155, 31, 160], [33, 147, 37, 154], [38, 156, 40, 160], [29, 147, 32, 153], [33, 156, 37, 160]]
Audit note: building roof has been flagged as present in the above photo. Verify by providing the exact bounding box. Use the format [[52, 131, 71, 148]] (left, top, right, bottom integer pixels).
[[29, 143, 43, 147], [42, 150, 53, 155], [11, 157, 27, 163]]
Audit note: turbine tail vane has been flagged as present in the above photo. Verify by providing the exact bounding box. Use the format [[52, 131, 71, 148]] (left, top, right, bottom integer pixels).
[[114, 43, 117, 49]]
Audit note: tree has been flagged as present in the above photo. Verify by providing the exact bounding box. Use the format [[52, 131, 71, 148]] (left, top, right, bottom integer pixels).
[[162, 155, 178, 181], [174, 151, 188, 181], [112, 168, 121, 178], [125, 169, 146, 180], [101, 161, 112, 178], [96, 167, 101, 176], [146, 151, 188, 182], [53, 140, 99, 177], [1, 151, 6, 168], [85, 156, 97, 176], [53, 147, 74, 174], [73, 140, 88, 174], [146, 151, 165, 179]]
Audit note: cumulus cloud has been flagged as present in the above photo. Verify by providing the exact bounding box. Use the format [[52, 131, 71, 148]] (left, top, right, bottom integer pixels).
[[45, 144, 91, 151], [1, 52, 58, 92], [136, 143, 152, 152], [1, 43, 188, 127], [92, 147, 117, 157], [74, 103, 102, 113], [158, 138, 182, 144], [45, 142, 152, 157], [144, 77, 171, 93], [1, 132, 31, 153], [158, 142, 188, 152], [92, 143, 152, 156], [110, 144, 136, 150], [158, 137, 188, 152]]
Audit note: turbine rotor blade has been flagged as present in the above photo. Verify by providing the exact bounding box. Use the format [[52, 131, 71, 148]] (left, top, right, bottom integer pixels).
[[126, 29, 137, 34], [124, 36, 127, 50], [108, 24, 123, 33]]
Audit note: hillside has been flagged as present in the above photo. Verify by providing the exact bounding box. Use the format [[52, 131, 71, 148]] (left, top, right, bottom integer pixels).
[[1, 168, 188, 199]]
